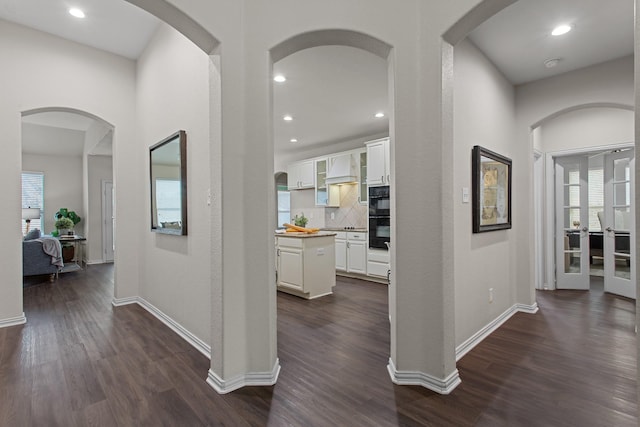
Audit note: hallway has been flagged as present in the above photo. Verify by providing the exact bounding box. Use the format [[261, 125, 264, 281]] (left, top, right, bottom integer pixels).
[[1, 265, 636, 425]]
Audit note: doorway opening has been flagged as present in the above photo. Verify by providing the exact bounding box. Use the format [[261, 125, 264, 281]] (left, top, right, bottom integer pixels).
[[549, 145, 635, 299]]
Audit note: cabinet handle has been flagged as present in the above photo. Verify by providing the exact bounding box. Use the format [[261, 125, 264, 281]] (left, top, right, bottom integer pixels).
[[277, 249, 280, 256], [381, 175, 384, 183], [347, 242, 350, 248], [387, 174, 390, 183]]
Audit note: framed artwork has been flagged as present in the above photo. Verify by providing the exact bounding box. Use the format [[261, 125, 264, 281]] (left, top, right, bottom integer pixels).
[[472, 145, 512, 233]]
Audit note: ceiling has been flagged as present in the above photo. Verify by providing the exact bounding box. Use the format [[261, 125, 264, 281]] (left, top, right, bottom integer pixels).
[[468, 0, 633, 85], [1, 0, 634, 156]]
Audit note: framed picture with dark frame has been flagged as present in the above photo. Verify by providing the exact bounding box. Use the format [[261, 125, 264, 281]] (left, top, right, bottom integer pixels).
[[472, 145, 512, 233]]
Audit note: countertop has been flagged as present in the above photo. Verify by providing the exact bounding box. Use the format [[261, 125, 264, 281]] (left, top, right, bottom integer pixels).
[[275, 231, 337, 238]]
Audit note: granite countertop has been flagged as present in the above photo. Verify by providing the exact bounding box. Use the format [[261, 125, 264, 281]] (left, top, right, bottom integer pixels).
[[275, 231, 337, 238]]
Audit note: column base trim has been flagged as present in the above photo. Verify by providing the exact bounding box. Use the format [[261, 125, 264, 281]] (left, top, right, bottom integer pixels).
[[387, 358, 461, 395], [0, 313, 27, 328], [206, 359, 281, 394]]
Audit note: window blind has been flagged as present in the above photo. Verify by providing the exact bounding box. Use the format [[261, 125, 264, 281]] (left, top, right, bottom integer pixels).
[[22, 172, 44, 234]]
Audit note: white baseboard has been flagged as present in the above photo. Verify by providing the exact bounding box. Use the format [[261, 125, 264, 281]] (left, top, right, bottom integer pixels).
[[455, 302, 539, 361], [0, 313, 27, 328], [111, 296, 138, 307], [110, 296, 211, 359], [387, 358, 461, 394], [206, 359, 281, 394], [86, 259, 106, 265]]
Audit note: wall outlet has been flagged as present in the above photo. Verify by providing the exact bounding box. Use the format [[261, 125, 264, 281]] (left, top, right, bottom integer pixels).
[[489, 288, 494, 303], [317, 248, 325, 256], [330, 212, 335, 220], [462, 187, 470, 203]]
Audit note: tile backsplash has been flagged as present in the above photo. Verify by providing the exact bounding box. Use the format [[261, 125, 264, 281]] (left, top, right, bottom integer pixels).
[[289, 184, 367, 229], [325, 184, 367, 228]]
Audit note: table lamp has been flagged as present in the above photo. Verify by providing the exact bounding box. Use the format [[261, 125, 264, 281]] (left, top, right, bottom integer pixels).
[[22, 207, 41, 235]]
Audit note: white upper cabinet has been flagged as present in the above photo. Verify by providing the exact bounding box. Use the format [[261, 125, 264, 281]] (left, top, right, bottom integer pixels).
[[287, 159, 315, 190], [366, 138, 390, 186]]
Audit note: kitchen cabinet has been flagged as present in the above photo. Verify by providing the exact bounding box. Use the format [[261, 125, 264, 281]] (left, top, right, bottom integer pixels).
[[335, 231, 367, 275], [366, 138, 390, 186], [276, 233, 336, 299], [287, 159, 315, 190], [346, 232, 367, 274], [359, 151, 367, 204], [335, 233, 347, 270], [367, 248, 390, 278], [315, 158, 339, 207]]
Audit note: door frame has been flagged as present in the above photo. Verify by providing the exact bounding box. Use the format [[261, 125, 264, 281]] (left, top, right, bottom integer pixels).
[[544, 142, 634, 290], [101, 179, 114, 263]]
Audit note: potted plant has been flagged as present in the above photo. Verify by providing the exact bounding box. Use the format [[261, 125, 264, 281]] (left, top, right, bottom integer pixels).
[[293, 212, 309, 228], [54, 217, 74, 236]]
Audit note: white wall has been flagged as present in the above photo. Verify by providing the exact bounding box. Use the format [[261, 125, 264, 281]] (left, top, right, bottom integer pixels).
[[453, 39, 517, 347], [0, 18, 138, 321], [86, 155, 113, 263], [136, 23, 212, 347], [539, 107, 633, 153], [22, 153, 83, 234], [516, 56, 634, 290]]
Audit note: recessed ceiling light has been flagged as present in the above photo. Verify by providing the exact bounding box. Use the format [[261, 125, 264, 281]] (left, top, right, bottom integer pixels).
[[290, 138, 298, 143], [375, 112, 385, 118], [69, 8, 85, 18], [283, 115, 293, 121], [544, 58, 561, 68], [551, 24, 572, 36], [274, 75, 286, 83]]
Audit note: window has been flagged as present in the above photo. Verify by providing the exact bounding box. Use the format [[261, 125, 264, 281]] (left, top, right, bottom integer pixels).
[[277, 185, 290, 229], [155, 179, 182, 224], [22, 172, 44, 234], [588, 167, 604, 231]]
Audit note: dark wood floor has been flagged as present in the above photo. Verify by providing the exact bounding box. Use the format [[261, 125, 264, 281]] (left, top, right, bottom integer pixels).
[[1, 265, 636, 426]]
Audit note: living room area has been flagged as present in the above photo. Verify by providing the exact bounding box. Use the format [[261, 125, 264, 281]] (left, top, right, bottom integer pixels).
[[21, 110, 114, 284]]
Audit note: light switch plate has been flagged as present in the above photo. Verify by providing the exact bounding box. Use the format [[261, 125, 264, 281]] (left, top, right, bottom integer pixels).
[[462, 187, 470, 204]]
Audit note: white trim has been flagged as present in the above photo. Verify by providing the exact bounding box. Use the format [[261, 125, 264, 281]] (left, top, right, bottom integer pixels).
[[387, 358, 460, 394], [101, 180, 114, 263], [455, 303, 539, 362], [0, 313, 27, 328], [86, 259, 107, 265], [111, 296, 211, 358], [206, 359, 281, 394], [111, 296, 138, 306]]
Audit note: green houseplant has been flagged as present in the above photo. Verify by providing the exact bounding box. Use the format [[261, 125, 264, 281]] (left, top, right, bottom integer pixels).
[[293, 213, 309, 227], [54, 217, 74, 234]]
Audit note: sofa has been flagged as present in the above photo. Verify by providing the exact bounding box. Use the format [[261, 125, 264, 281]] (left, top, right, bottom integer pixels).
[[23, 229, 63, 280]]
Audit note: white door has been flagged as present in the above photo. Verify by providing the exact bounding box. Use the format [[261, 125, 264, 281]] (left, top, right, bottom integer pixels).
[[102, 180, 115, 262], [347, 241, 367, 274], [603, 149, 635, 299], [555, 156, 590, 290], [277, 247, 304, 291]]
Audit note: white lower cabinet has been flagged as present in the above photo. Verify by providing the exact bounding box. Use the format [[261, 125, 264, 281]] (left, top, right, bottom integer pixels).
[[346, 232, 366, 274], [367, 248, 390, 279], [335, 231, 367, 275], [276, 234, 336, 299], [335, 233, 347, 271]]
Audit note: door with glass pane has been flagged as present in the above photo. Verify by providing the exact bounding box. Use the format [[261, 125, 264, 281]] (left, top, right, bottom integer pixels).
[[603, 149, 635, 299], [555, 156, 590, 290]]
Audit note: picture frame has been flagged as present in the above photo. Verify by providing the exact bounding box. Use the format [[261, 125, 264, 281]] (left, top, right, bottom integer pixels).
[[472, 145, 512, 233]]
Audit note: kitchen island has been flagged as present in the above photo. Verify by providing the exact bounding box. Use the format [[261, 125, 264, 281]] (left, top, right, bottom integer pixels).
[[275, 232, 336, 299]]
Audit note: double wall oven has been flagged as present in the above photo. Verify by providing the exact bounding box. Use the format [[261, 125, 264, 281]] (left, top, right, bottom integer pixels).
[[369, 186, 390, 250]]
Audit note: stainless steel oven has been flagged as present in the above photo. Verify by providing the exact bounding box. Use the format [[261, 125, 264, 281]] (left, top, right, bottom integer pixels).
[[369, 186, 390, 249]]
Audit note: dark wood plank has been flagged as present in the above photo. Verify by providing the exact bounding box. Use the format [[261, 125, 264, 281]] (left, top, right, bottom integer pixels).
[[1, 265, 636, 426]]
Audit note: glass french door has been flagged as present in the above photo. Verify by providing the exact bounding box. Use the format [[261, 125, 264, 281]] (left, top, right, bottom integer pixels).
[[603, 149, 635, 299], [555, 156, 590, 290]]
